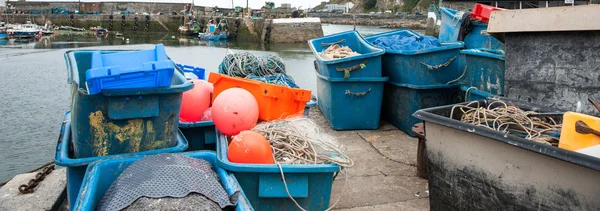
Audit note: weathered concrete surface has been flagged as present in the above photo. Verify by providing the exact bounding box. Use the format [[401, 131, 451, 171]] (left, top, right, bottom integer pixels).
[[504, 31, 600, 115], [268, 18, 324, 43], [309, 13, 427, 29], [0, 167, 66, 211], [307, 107, 429, 210]]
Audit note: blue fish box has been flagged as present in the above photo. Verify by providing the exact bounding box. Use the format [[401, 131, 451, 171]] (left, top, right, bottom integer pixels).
[[176, 63, 206, 80], [216, 132, 340, 211], [74, 151, 254, 211], [178, 121, 217, 151], [317, 72, 388, 130], [382, 82, 460, 136], [86, 44, 174, 95], [364, 30, 464, 86], [54, 111, 189, 210], [309, 30, 385, 79], [439, 7, 504, 50], [65, 48, 193, 158], [460, 48, 506, 95]]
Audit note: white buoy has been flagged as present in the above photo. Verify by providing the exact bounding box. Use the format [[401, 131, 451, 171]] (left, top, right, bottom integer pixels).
[[126, 38, 129, 43]]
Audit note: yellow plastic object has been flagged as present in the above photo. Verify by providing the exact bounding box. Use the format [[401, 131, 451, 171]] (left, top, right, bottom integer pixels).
[[559, 112, 600, 151]]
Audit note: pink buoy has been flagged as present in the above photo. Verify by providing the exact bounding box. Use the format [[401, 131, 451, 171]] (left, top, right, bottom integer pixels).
[[212, 88, 259, 136], [179, 80, 212, 122]]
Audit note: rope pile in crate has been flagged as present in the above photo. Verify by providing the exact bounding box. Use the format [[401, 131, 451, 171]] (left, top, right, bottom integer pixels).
[[450, 101, 562, 146]]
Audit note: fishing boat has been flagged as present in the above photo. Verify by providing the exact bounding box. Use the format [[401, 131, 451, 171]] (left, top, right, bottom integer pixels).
[[0, 32, 7, 40], [40, 21, 55, 35], [198, 19, 230, 40], [198, 31, 229, 40], [11, 22, 41, 39], [178, 15, 201, 36]]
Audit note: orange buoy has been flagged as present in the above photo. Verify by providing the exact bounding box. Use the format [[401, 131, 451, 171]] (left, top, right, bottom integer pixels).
[[212, 88, 259, 136], [228, 130, 274, 164], [179, 80, 212, 122]]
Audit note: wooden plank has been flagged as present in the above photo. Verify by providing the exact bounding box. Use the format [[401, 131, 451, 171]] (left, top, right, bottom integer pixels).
[[488, 5, 600, 34]]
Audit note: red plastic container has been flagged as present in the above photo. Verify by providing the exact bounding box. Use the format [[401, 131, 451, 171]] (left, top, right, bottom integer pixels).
[[470, 3, 506, 23], [208, 72, 311, 121]]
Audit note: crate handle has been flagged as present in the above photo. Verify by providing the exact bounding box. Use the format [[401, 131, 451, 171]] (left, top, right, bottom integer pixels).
[[336, 60, 367, 79], [345, 88, 372, 97], [321, 39, 346, 47], [419, 56, 457, 70]]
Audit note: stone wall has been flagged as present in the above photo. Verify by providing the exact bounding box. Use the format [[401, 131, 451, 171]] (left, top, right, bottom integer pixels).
[[267, 18, 323, 43], [504, 31, 600, 115], [8, 1, 221, 15], [309, 13, 427, 29]]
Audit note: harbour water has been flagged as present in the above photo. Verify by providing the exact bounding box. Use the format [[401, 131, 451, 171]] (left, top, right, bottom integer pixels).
[[0, 25, 423, 182]]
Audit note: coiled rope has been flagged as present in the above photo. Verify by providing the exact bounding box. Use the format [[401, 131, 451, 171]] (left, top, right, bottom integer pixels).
[[450, 101, 562, 145]]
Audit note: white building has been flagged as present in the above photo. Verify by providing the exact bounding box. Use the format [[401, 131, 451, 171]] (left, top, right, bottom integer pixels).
[[325, 2, 354, 13]]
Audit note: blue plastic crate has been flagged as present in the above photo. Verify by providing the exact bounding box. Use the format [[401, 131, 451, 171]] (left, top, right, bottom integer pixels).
[[309, 30, 385, 79], [65, 49, 193, 158], [382, 82, 460, 136], [176, 63, 206, 80], [363, 30, 464, 85], [316, 72, 388, 130], [216, 132, 340, 211], [54, 111, 189, 210], [439, 7, 504, 50], [178, 121, 217, 151], [85, 44, 174, 95], [364, 32, 464, 86], [74, 151, 254, 211], [460, 48, 506, 95]]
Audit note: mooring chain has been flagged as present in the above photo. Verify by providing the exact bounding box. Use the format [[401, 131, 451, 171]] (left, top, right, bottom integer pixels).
[[18, 165, 55, 194]]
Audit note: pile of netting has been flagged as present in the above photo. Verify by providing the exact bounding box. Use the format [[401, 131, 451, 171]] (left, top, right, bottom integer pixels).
[[320, 44, 360, 60], [218, 51, 298, 88], [252, 117, 353, 168], [450, 101, 562, 146]]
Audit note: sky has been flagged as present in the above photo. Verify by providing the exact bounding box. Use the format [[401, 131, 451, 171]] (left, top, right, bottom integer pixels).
[[9, 0, 327, 9]]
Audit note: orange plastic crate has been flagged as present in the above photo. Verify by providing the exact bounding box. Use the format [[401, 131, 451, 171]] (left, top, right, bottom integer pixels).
[[470, 3, 506, 23], [208, 72, 312, 121]]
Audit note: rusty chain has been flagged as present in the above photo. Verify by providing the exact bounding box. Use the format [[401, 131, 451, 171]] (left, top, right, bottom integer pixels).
[[18, 165, 55, 194]]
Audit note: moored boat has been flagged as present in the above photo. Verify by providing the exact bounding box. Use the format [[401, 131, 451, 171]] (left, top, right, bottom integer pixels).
[[11, 22, 41, 39]]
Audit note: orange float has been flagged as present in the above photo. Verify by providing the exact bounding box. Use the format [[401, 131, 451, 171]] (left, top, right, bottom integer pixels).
[[228, 130, 274, 164], [179, 80, 212, 122], [212, 88, 259, 136]]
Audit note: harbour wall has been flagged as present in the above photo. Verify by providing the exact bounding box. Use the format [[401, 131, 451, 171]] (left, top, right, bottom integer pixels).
[[0, 14, 324, 43], [308, 13, 428, 29]]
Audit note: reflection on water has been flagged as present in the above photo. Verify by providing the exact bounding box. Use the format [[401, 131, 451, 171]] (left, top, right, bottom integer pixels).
[[0, 24, 424, 50]]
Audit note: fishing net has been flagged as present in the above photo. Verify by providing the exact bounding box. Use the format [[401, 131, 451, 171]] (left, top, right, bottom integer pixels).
[[97, 154, 239, 211], [321, 44, 360, 60], [218, 50, 299, 88], [245, 73, 299, 88], [257, 55, 286, 76], [218, 52, 261, 78], [252, 117, 353, 167]]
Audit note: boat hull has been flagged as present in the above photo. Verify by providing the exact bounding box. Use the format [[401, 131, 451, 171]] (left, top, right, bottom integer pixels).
[[13, 31, 38, 38]]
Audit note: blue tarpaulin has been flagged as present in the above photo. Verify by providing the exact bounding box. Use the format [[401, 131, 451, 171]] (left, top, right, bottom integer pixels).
[[370, 35, 442, 51]]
